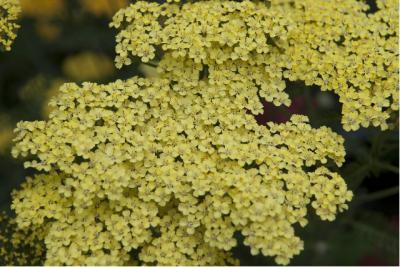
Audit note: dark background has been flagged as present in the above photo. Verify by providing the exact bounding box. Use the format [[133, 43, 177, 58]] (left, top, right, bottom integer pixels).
[[0, 0, 398, 265]]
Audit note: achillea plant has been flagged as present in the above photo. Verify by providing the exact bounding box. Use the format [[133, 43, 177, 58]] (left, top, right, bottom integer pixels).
[[281, 0, 398, 131], [3, 0, 398, 265], [112, 0, 398, 131], [0, 0, 20, 51]]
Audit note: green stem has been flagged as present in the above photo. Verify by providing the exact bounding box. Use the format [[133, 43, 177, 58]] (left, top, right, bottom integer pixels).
[[347, 165, 370, 190], [374, 161, 399, 174], [143, 61, 158, 68], [357, 186, 399, 204]]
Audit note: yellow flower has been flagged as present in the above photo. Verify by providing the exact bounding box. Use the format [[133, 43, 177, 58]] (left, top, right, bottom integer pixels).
[[7, 0, 398, 265], [0, 0, 20, 51]]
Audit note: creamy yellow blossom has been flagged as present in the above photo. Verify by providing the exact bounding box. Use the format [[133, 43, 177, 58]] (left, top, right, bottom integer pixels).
[[277, 0, 399, 131], [0, 0, 20, 51], [11, 77, 350, 265], [111, 0, 398, 130], [7, 0, 398, 265]]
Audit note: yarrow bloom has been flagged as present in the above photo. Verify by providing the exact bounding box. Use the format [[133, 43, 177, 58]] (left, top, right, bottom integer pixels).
[[280, 0, 399, 131], [4, 0, 398, 265], [11, 78, 352, 265], [0, 0, 20, 51], [112, 0, 398, 130]]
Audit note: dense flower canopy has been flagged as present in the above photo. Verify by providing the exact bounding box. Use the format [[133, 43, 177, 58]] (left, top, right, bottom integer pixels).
[[0, 0, 20, 51], [282, 0, 398, 131], [112, 0, 398, 131], [3, 0, 398, 265], [12, 77, 351, 264]]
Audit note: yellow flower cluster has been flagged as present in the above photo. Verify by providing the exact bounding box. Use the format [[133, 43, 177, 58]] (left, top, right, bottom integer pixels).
[[10, 0, 398, 265], [0, 0, 20, 51], [11, 75, 352, 264], [277, 0, 399, 131], [112, 0, 294, 115], [111, 0, 398, 131]]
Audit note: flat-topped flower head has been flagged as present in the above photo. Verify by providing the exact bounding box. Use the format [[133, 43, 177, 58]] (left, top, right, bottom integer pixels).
[[6, 0, 398, 265], [11, 76, 351, 265], [277, 0, 399, 131], [112, 0, 399, 131]]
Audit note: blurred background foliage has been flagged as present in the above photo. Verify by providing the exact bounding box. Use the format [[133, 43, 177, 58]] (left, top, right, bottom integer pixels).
[[0, 0, 398, 265]]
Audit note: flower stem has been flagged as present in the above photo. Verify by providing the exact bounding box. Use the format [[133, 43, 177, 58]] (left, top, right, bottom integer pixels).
[[374, 161, 399, 174], [357, 186, 399, 204]]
